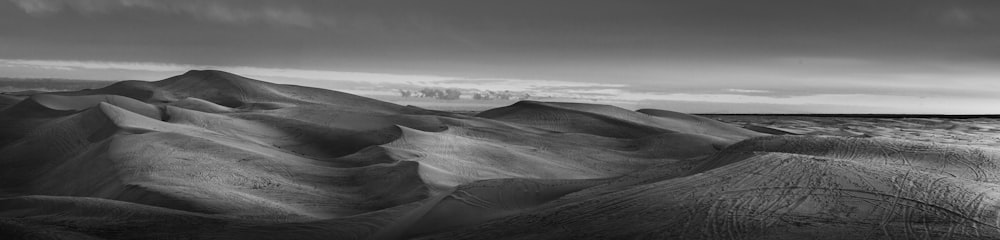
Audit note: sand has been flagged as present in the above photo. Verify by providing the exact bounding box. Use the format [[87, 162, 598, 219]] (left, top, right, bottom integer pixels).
[[2, 70, 999, 239], [710, 115, 1000, 147]]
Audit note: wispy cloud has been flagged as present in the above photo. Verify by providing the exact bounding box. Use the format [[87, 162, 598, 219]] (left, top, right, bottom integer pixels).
[[7, 0, 335, 27], [725, 88, 770, 94], [937, 7, 979, 27]]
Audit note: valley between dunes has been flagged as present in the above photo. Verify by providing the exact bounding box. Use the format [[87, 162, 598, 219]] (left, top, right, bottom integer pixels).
[[3, 70, 1000, 239]]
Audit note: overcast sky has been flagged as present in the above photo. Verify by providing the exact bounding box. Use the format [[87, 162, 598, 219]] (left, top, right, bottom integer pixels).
[[2, 0, 999, 113]]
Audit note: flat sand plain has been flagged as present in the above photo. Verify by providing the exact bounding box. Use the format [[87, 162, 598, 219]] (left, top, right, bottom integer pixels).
[[710, 115, 1000, 147]]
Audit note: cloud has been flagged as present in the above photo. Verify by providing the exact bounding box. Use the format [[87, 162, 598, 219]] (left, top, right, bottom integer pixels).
[[8, 0, 60, 15], [725, 88, 770, 94], [7, 0, 335, 27], [937, 7, 980, 27], [0, 59, 192, 72]]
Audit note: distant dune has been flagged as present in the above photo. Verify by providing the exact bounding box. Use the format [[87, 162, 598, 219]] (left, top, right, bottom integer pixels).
[[2, 70, 999, 239]]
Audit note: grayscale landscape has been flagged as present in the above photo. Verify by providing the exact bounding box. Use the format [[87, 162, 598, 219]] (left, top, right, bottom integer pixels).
[[2, 0, 1000, 239], [3, 71, 1000, 239]]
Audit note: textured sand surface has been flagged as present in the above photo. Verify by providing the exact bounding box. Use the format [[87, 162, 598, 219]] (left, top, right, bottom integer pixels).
[[2, 70, 999, 239], [711, 115, 1000, 147]]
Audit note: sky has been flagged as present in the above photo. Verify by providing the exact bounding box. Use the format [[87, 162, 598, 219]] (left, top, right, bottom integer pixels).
[[1, 0, 999, 113]]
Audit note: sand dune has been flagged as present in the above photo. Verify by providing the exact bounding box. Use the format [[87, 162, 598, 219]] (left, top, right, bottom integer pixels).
[[0, 94, 24, 109], [418, 136, 1000, 239], [478, 101, 762, 140], [2, 70, 999, 239], [423, 151, 1000, 239]]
